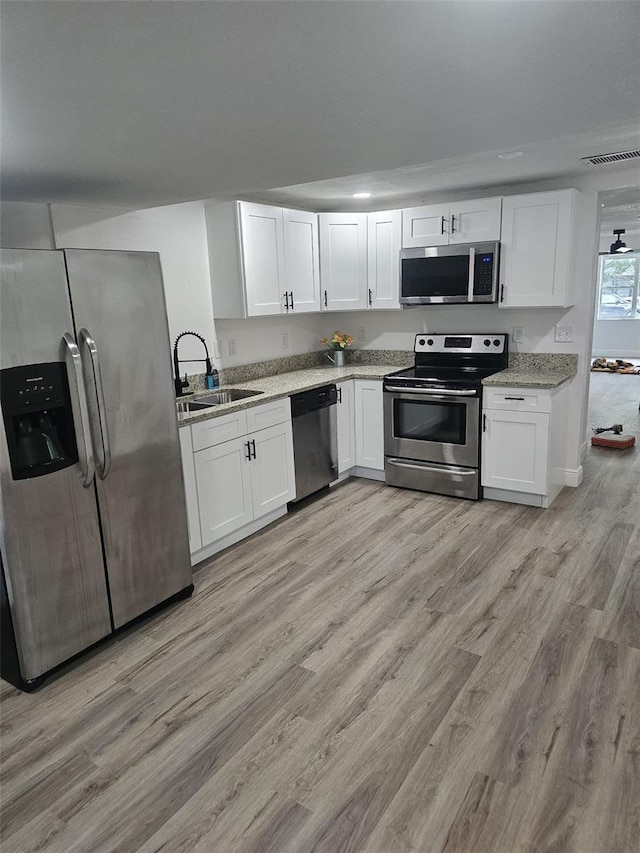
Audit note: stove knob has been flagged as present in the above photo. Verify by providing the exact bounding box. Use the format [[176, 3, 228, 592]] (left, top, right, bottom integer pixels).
[[427, 338, 434, 346], [484, 339, 491, 346], [418, 338, 425, 346], [493, 339, 501, 347]]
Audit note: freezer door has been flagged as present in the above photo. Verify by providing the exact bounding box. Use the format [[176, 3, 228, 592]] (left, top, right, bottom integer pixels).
[[64, 250, 192, 628], [0, 249, 111, 681]]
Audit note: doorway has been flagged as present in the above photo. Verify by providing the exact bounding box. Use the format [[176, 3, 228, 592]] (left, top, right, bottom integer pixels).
[[587, 187, 640, 441]]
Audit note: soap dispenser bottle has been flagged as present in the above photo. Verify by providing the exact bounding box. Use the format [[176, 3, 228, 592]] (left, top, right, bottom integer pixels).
[[206, 368, 219, 390]]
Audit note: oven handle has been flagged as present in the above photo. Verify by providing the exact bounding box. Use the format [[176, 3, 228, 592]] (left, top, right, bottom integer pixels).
[[386, 457, 477, 476], [384, 385, 477, 397]]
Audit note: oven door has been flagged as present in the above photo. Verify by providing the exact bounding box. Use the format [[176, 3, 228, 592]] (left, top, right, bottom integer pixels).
[[383, 386, 479, 467]]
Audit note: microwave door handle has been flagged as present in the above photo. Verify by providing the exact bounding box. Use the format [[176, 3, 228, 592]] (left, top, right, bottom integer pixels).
[[384, 385, 477, 397], [62, 333, 95, 488], [467, 246, 476, 302], [78, 328, 112, 480]]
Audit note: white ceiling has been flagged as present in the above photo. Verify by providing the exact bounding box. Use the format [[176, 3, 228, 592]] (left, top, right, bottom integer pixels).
[[1, 0, 639, 216]]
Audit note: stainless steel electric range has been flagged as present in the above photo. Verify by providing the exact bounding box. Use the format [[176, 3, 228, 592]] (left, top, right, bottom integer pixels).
[[383, 333, 509, 500]]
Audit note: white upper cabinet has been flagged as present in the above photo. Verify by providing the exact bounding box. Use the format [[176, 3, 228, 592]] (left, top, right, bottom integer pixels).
[[449, 197, 503, 245], [367, 210, 401, 310], [319, 211, 401, 312], [402, 202, 450, 247], [402, 197, 502, 248], [206, 201, 319, 318], [282, 208, 321, 313], [499, 189, 577, 308], [319, 213, 369, 311], [239, 202, 286, 316]]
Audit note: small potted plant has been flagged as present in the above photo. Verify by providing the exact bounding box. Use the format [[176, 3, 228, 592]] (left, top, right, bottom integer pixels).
[[321, 331, 354, 367]]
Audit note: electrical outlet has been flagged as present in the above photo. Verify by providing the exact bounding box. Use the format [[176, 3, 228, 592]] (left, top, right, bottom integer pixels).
[[357, 326, 367, 343], [213, 339, 221, 359], [281, 333, 289, 350], [512, 326, 524, 344], [228, 339, 237, 356], [554, 325, 573, 343]]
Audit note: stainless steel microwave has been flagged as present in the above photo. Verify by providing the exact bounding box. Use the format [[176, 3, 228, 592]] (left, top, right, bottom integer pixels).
[[400, 241, 499, 306]]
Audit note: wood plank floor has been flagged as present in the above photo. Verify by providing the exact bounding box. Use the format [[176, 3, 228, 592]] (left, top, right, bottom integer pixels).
[[1, 376, 639, 852]]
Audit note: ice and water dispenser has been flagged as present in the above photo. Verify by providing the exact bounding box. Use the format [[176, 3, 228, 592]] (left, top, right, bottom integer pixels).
[[0, 362, 78, 479]]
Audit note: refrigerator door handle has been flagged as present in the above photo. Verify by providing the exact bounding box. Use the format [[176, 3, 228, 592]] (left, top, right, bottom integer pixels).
[[78, 328, 112, 480], [62, 333, 95, 488]]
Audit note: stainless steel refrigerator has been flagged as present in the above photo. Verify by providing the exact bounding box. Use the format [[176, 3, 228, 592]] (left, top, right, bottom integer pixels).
[[0, 248, 193, 690]]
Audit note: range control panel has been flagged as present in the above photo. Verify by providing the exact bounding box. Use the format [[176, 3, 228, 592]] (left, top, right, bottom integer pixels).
[[414, 333, 508, 355]]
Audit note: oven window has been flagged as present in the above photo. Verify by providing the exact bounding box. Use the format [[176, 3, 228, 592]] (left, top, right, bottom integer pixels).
[[394, 399, 467, 445], [401, 255, 469, 298]]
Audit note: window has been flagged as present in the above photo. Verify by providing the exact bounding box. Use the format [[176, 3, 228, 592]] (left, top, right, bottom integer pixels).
[[596, 253, 640, 319]]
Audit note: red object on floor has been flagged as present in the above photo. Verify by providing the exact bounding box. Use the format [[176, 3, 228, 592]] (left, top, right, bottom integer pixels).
[[591, 434, 636, 449]]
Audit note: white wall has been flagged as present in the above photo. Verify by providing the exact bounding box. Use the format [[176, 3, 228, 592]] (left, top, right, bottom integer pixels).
[[50, 203, 216, 368], [0, 200, 216, 369], [592, 317, 640, 358], [1, 201, 55, 249], [215, 314, 325, 367]]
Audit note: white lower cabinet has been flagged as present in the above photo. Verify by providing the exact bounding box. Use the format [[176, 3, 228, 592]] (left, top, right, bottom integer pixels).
[[195, 436, 255, 544], [184, 399, 295, 557], [250, 422, 296, 517], [336, 381, 355, 474], [354, 380, 384, 471], [481, 409, 549, 494], [179, 425, 202, 553], [481, 384, 570, 508]]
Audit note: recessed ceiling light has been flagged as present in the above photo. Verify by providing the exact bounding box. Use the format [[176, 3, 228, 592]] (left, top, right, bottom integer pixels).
[[352, 192, 372, 199], [497, 151, 525, 160]]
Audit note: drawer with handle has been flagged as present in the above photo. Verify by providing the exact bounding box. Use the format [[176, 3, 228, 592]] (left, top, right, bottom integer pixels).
[[484, 386, 552, 413]]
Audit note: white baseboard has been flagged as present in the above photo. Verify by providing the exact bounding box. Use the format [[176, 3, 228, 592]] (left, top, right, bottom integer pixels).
[[352, 465, 386, 482], [483, 487, 544, 508], [191, 506, 287, 566], [563, 466, 584, 488]]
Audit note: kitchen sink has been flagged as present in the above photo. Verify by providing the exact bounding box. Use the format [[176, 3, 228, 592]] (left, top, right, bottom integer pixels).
[[176, 400, 216, 413], [194, 389, 263, 405]]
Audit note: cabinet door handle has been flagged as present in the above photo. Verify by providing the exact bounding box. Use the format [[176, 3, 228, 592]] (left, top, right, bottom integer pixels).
[[368, 288, 373, 306], [324, 290, 328, 308], [441, 215, 446, 235], [483, 414, 487, 432], [505, 396, 525, 401], [500, 284, 505, 302], [284, 291, 289, 311], [290, 291, 294, 310], [337, 387, 342, 404], [245, 440, 252, 460], [251, 439, 256, 460], [451, 214, 456, 234]]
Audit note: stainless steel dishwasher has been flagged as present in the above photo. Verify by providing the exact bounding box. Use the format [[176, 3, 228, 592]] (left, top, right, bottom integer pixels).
[[290, 384, 338, 503]]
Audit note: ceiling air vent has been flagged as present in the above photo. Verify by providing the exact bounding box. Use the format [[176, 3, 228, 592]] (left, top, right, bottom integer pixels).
[[581, 149, 640, 166]]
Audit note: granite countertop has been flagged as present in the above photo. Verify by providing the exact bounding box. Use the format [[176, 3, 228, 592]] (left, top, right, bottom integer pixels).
[[177, 364, 406, 425], [482, 369, 575, 389], [482, 353, 578, 389]]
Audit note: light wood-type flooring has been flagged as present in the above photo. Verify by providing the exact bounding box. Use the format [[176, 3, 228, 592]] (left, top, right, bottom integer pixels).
[[1, 376, 639, 852]]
